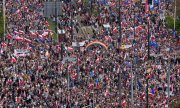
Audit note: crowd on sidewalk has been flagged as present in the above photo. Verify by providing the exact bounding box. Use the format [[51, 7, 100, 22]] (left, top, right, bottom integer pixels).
[[0, 0, 179, 107]]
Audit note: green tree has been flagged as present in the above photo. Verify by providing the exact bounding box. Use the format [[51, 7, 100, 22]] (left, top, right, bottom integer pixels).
[[166, 16, 180, 34], [0, 11, 4, 39]]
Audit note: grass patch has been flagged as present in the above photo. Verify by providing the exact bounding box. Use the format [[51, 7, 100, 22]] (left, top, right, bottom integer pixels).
[[47, 19, 58, 41]]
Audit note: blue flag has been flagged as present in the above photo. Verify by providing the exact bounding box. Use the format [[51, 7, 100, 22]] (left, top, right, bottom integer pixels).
[[150, 41, 159, 48], [37, 38, 45, 43], [154, 0, 160, 4], [90, 71, 95, 77], [173, 29, 176, 37], [29, 44, 35, 49], [138, 80, 143, 88], [95, 78, 99, 84], [150, 0, 154, 11], [151, 88, 155, 94]]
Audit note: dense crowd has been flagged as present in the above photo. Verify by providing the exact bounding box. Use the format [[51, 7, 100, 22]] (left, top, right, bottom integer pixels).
[[0, 0, 179, 107]]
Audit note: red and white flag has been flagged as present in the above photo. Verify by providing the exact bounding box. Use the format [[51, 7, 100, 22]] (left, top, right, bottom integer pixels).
[[14, 31, 19, 34], [11, 57, 17, 63], [112, 27, 118, 33], [104, 89, 109, 97], [67, 47, 74, 51], [30, 31, 37, 37], [145, 0, 149, 13], [7, 34, 13, 39], [19, 30, 25, 35], [24, 38, 31, 43], [15, 36, 24, 41]]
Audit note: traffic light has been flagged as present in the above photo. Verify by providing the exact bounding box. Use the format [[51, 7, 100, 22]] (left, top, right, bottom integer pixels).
[[148, 0, 152, 5]]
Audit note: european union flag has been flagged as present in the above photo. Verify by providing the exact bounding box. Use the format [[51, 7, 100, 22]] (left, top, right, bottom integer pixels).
[[150, 41, 159, 48]]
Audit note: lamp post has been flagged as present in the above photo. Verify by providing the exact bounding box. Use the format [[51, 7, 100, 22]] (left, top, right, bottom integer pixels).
[[77, 42, 80, 82], [118, 0, 121, 47], [118, 0, 122, 107], [146, 62, 151, 108], [118, 64, 122, 108], [131, 58, 134, 106], [147, 16, 150, 60], [167, 59, 170, 107]]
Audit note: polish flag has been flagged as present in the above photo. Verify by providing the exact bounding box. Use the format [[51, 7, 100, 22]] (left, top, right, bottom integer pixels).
[[136, 26, 143, 31], [96, 58, 100, 63], [15, 97, 20, 103], [67, 47, 74, 51], [104, 36, 109, 41], [145, 0, 149, 13], [42, 32, 49, 37], [15, 36, 24, 41], [1, 43, 7, 47], [30, 31, 37, 37], [104, 89, 109, 97], [46, 51, 50, 58], [112, 27, 118, 33], [88, 83, 93, 89], [162, 100, 167, 107], [122, 100, 127, 107], [96, 83, 101, 89], [24, 38, 31, 43], [71, 73, 77, 80], [7, 34, 13, 39], [111, 3, 116, 7], [19, 30, 25, 35], [46, 29, 52, 32], [14, 31, 19, 34], [15, 9, 20, 14], [45, 21, 49, 25], [11, 57, 17, 63], [57, 46, 61, 51], [39, 35, 43, 38]]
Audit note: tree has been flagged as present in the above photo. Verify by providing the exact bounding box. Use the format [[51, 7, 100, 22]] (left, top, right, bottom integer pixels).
[[0, 11, 4, 39], [166, 16, 180, 34]]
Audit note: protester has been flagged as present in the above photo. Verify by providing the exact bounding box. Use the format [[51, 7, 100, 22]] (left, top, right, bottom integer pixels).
[[0, 0, 179, 107]]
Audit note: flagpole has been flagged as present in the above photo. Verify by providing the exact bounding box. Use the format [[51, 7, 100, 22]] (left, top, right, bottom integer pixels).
[[131, 58, 134, 106]]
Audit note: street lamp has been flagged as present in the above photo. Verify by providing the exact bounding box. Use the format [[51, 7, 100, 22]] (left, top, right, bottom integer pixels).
[[77, 42, 80, 82], [118, 0, 122, 47], [146, 63, 151, 108]]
